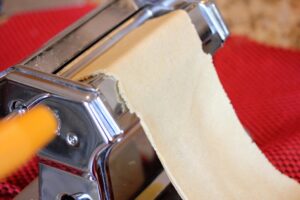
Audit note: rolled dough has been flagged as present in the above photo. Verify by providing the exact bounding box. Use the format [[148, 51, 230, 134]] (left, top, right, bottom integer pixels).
[[72, 11, 300, 199]]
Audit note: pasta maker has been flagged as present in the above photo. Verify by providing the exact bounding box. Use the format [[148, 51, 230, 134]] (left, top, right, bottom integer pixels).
[[0, 0, 229, 199]]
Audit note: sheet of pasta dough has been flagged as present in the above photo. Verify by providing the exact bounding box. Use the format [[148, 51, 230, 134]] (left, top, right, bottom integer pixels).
[[73, 11, 300, 199]]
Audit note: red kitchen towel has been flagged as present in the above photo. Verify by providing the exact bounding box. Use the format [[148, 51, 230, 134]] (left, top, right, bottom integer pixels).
[[0, 5, 95, 70], [1, 5, 300, 199], [214, 37, 300, 180]]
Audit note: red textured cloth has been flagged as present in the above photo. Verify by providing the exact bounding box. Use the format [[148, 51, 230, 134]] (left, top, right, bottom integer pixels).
[[214, 37, 300, 180], [0, 5, 300, 199], [0, 5, 95, 70]]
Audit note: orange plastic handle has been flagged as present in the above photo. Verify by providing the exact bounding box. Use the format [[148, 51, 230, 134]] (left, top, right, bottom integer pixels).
[[0, 105, 57, 180]]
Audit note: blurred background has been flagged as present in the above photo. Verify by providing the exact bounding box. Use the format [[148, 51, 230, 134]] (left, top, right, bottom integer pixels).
[[1, 0, 299, 49], [216, 0, 300, 49]]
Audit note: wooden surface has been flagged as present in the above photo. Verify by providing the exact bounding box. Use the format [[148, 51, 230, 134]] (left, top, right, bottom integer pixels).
[[216, 0, 300, 49]]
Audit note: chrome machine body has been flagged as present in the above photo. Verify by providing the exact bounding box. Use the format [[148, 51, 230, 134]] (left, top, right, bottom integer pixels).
[[0, 0, 229, 199]]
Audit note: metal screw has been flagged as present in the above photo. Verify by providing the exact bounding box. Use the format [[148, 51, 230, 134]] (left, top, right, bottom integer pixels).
[[66, 132, 79, 147], [9, 99, 27, 113]]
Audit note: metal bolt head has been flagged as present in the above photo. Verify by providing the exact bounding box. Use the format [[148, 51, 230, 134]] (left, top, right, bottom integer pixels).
[[9, 99, 27, 113], [66, 133, 79, 147]]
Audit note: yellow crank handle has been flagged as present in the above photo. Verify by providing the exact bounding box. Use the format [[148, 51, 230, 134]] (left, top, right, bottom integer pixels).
[[0, 105, 57, 180]]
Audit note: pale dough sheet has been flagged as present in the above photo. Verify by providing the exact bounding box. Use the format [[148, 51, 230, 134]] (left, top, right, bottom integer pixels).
[[73, 11, 300, 199]]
